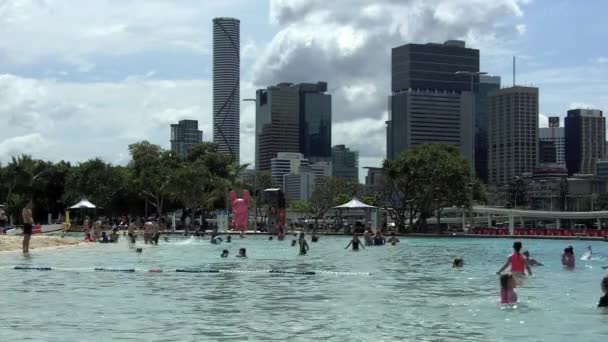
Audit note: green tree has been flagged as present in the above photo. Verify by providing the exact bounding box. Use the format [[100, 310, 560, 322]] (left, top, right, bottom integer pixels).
[[382, 144, 478, 233], [63, 158, 126, 210], [128, 141, 181, 215], [507, 176, 528, 209], [309, 176, 358, 227], [289, 200, 311, 216]]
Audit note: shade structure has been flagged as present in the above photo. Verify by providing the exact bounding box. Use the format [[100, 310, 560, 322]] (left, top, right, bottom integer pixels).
[[332, 198, 377, 209], [70, 199, 96, 209]]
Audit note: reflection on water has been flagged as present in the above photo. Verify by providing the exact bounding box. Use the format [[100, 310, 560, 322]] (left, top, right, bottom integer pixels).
[[1, 237, 608, 341]]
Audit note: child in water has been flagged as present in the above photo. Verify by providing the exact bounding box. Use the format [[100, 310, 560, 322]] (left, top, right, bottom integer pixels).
[[387, 232, 400, 245], [562, 246, 575, 268], [453, 258, 464, 268], [500, 274, 518, 304], [496, 242, 533, 284], [599, 276, 608, 308], [221, 249, 229, 258], [522, 251, 543, 266], [237, 248, 247, 258]]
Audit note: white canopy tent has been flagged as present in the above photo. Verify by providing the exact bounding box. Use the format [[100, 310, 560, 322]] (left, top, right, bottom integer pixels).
[[70, 199, 96, 209], [333, 198, 377, 210], [332, 198, 379, 232]]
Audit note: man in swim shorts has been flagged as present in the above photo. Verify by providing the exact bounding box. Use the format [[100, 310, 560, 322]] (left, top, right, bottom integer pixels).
[[22, 201, 34, 253]]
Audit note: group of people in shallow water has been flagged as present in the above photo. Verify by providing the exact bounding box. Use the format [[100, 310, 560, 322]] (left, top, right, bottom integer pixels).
[[485, 241, 607, 308], [344, 228, 401, 250]]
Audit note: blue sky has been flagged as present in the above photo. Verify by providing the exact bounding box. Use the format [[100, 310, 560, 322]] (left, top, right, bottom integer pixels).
[[0, 0, 607, 182]]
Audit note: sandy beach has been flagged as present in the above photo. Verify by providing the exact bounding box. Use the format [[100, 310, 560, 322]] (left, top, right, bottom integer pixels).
[[0, 235, 83, 253]]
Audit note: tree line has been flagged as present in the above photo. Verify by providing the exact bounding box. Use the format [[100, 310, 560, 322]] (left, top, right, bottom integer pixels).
[[289, 144, 486, 233], [0, 141, 243, 224], [1, 142, 485, 232]]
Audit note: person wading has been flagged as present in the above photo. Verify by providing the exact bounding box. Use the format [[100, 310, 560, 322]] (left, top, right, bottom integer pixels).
[[22, 201, 34, 254]]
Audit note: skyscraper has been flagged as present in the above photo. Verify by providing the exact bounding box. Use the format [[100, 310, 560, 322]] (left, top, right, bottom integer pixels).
[[488, 86, 539, 185], [296, 82, 332, 161], [387, 40, 478, 164], [539, 116, 565, 168], [475, 75, 501, 183], [212, 17, 240, 164], [255, 83, 300, 171], [565, 109, 605, 175], [332, 144, 359, 181], [170, 120, 203, 158]]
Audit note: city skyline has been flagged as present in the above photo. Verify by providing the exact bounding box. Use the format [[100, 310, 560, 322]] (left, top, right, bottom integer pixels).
[[1, 0, 607, 183]]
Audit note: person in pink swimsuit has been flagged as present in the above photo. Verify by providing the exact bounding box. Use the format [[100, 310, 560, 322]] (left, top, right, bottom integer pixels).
[[500, 274, 518, 304], [496, 242, 533, 284]]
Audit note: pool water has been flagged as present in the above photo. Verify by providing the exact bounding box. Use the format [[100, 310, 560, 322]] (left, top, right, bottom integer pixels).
[[1, 236, 607, 341]]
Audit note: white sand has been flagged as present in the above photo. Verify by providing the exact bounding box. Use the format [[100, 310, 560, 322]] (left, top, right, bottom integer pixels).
[[0, 235, 83, 253]]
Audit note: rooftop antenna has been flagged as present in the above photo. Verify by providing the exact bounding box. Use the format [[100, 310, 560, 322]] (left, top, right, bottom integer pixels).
[[513, 56, 516, 87]]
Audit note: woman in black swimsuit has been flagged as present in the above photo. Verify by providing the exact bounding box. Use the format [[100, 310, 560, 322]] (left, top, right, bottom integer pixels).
[[345, 234, 365, 251]]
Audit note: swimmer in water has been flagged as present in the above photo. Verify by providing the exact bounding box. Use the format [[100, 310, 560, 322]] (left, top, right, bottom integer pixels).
[[584, 245, 593, 260], [345, 234, 365, 251], [496, 242, 532, 284], [387, 232, 400, 245], [363, 227, 374, 246], [226, 235, 232, 243], [298, 232, 309, 255], [269, 236, 274, 241], [373, 231, 386, 246], [562, 246, 575, 269], [453, 258, 464, 268], [599, 276, 608, 308], [522, 250, 543, 266], [500, 274, 517, 304], [237, 248, 247, 258], [221, 249, 229, 258]]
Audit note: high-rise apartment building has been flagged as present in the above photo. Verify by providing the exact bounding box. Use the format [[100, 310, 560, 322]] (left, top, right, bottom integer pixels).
[[332, 145, 359, 181], [255, 83, 300, 171], [270, 152, 309, 186], [296, 82, 332, 161], [565, 109, 605, 175], [488, 86, 539, 185], [539, 140, 557, 164], [539, 116, 565, 168], [270, 152, 325, 201], [212, 17, 240, 164], [387, 90, 474, 161], [387, 40, 478, 164], [391, 40, 479, 92], [170, 120, 203, 158], [475, 75, 501, 183]]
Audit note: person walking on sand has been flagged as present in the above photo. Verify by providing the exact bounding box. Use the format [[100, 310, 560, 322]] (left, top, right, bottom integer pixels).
[[22, 201, 34, 254]]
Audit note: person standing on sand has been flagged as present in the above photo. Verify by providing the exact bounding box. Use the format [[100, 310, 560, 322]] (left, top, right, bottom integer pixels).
[[22, 201, 34, 253]]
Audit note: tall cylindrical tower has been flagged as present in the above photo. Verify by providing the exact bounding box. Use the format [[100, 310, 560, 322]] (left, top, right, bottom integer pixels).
[[213, 17, 240, 164]]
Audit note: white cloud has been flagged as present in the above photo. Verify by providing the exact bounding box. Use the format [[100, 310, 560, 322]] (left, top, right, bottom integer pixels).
[[0, 133, 46, 161], [0, 0, 250, 69], [596, 57, 608, 64], [516, 24, 527, 35], [0, 74, 213, 164], [539, 113, 548, 128]]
